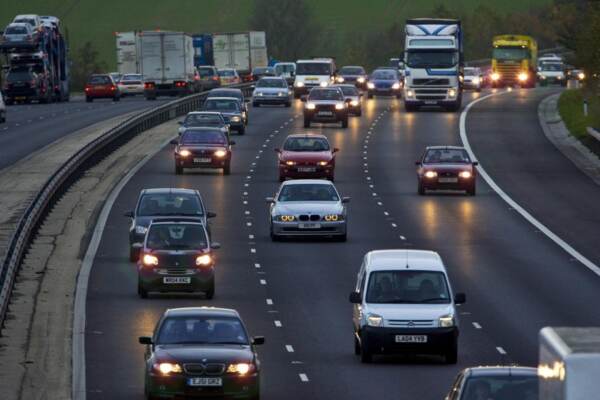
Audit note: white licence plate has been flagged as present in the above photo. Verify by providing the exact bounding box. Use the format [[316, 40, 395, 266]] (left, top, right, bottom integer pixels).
[[395, 335, 428, 343], [438, 177, 458, 183], [194, 158, 212, 163], [297, 167, 316, 172], [163, 277, 191, 284], [187, 377, 222, 387], [318, 111, 333, 116], [299, 223, 321, 229]]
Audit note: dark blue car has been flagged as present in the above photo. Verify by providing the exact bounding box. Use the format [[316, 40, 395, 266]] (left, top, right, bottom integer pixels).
[[367, 69, 402, 99]]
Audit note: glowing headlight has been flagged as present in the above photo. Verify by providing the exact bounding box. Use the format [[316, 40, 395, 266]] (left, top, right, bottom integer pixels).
[[539, 75, 547, 80], [231, 116, 241, 122], [557, 75, 563, 80], [277, 91, 285, 97], [392, 82, 401, 90], [578, 72, 585, 80], [336, 76, 345, 83], [367, 82, 375, 89], [196, 254, 212, 266], [295, 81, 304, 88], [439, 315, 455, 327], [491, 72, 500, 81], [179, 149, 191, 157], [285, 160, 296, 166], [255, 92, 263, 97], [214, 150, 227, 158], [143, 254, 159, 266], [367, 313, 383, 327], [357, 77, 365, 83], [350, 100, 359, 106], [324, 214, 341, 222], [317, 161, 329, 166], [459, 170, 472, 179], [406, 89, 415, 98], [155, 362, 183, 375], [424, 171, 438, 179], [319, 81, 328, 87], [135, 225, 148, 235], [472, 77, 480, 85], [279, 215, 295, 222], [227, 363, 253, 375], [335, 103, 345, 110], [448, 88, 457, 97], [306, 103, 316, 110], [518, 72, 528, 82]]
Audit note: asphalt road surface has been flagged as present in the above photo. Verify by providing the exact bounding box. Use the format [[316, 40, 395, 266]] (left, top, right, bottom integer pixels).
[[85, 88, 600, 399]]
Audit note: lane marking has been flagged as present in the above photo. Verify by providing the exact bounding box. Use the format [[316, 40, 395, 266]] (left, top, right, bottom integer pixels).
[[266, 299, 273, 305], [286, 345, 294, 352], [496, 346, 507, 355], [274, 320, 282, 327], [255, 263, 261, 268], [246, 222, 252, 227], [472, 322, 482, 329], [260, 279, 267, 285], [250, 248, 256, 254], [299, 373, 309, 382], [249, 234, 254, 239], [460, 93, 600, 277]]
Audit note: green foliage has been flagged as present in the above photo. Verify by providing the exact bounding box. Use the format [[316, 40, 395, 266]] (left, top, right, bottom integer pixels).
[[70, 41, 106, 90], [558, 87, 600, 156]]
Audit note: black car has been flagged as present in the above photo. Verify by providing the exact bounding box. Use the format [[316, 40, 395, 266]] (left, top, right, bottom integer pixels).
[[303, 87, 348, 128], [445, 366, 538, 400], [207, 88, 249, 122], [337, 66, 368, 89], [197, 66, 221, 91], [125, 188, 216, 262], [172, 127, 235, 175], [3, 67, 51, 104], [137, 219, 220, 298], [178, 111, 229, 136], [139, 307, 263, 399], [251, 66, 276, 81], [201, 97, 245, 135]]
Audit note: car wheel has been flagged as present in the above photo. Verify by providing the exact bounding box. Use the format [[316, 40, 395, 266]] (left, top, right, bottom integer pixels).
[[303, 118, 310, 128], [223, 162, 231, 175], [337, 233, 347, 242], [270, 225, 280, 242], [175, 165, 183, 175], [205, 279, 215, 300], [354, 336, 361, 355], [238, 126, 245, 135], [341, 117, 348, 128], [444, 341, 458, 364], [367, 93, 373, 99], [253, 102, 260, 108], [86, 97, 92, 103], [285, 101, 291, 108], [467, 184, 476, 196], [138, 282, 148, 299], [114, 96, 120, 102], [405, 103, 417, 112], [0, 112, 5, 123], [359, 332, 372, 363], [418, 180, 425, 195], [129, 246, 139, 262]]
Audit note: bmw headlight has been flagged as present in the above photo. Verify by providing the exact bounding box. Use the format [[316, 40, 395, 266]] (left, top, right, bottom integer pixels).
[[135, 225, 148, 235], [367, 82, 375, 89], [424, 170, 438, 179], [179, 149, 191, 157], [214, 149, 227, 158], [367, 313, 383, 327], [439, 315, 455, 327], [277, 215, 295, 222], [459, 170, 472, 179], [227, 363, 254, 375], [154, 362, 183, 375], [306, 103, 316, 110], [324, 214, 343, 221], [231, 116, 241, 122]]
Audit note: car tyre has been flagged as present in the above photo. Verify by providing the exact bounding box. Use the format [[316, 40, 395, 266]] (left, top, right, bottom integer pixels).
[[337, 233, 347, 242], [303, 118, 311, 128], [0, 112, 5, 123], [223, 162, 231, 175], [418, 181, 425, 196], [354, 336, 361, 355], [444, 341, 458, 364], [405, 103, 417, 112], [205, 278, 215, 300], [359, 333, 373, 363], [253, 102, 260, 108], [341, 117, 348, 128], [467, 184, 476, 196], [138, 282, 148, 299], [238, 126, 245, 135], [270, 225, 280, 242], [285, 101, 291, 108], [86, 97, 92, 103], [129, 246, 139, 262]]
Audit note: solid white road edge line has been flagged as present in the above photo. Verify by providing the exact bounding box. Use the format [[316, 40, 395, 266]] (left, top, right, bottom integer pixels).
[[72, 135, 176, 400], [460, 92, 600, 277]]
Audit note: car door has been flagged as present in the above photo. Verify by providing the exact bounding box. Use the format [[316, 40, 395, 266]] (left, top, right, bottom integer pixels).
[[352, 259, 367, 332]]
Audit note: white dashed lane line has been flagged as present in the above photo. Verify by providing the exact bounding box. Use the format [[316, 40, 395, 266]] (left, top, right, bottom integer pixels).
[[274, 320, 282, 328], [285, 345, 294, 353], [472, 322, 482, 329], [260, 279, 266, 285], [299, 373, 309, 382], [496, 346, 507, 355], [255, 263, 261, 269], [266, 299, 273, 305]]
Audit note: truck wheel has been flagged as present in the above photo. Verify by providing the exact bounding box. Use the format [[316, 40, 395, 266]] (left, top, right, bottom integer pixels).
[[304, 118, 311, 128], [138, 282, 148, 299]]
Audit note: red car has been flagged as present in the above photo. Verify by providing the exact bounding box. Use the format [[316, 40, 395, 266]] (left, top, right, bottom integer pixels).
[[416, 146, 478, 196], [276, 133, 338, 182], [85, 74, 121, 102]]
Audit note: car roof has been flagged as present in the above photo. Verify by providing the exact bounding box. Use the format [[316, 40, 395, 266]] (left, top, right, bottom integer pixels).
[[7, 22, 30, 28], [365, 250, 444, 272], [425, 145, 466, 151], [341, 65, 365, 69], [210, 88, 241, 93], [165, 307, 240, 318], [297, 59, 331, 64], [464, 366, 538, 377], [286, 133, 328, 139], [140, 188, 199, 195], [14, 14, 39, 19], [281, 179, 334, 186], [205, 96, 240, 101]]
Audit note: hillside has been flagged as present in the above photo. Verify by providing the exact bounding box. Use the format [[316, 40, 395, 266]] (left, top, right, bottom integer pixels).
[[1, 0, 552, 69]]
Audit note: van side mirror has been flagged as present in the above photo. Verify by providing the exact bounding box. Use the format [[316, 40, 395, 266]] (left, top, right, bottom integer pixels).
[[274, 148, 281, 153], [252, 336, 265, 345], [206, 212, 217, 218], [123, 211, 134, 218], [265, 197, 275, 204], [415, 161, 421, 166], [454, 293, 466, 304], [170, 139, 178, 145], [349, 292, 362, 304], [472, 161, 479, 166], [342, 197, 351, 203], [139, 336, 152, 345]]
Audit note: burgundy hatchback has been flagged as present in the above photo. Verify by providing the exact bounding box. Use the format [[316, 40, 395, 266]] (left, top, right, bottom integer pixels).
[[416, 146, 478, 196], [276, 134, 338, 182], [85, 74, 120, 102]]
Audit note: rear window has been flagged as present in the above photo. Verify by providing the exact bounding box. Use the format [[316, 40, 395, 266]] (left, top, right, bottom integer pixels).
[[121, 74, 142, 82], [219, 70, 235, 77], [198, 67, 215, 77], [7, 70, 33, 82], [5, 26, 28, 34], [88, 76, 111, 85], [181, 130, 227, 145]]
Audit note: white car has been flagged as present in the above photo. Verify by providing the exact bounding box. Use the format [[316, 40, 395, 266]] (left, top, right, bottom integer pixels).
[[350, 249, 466, 364], [252, 77, 291, 107], [12, 15, 41, 31], [463, 67, 482, 92], [118, 74, 144, 96], [0, 91, 6, 123], [2, 23, 38, 44]]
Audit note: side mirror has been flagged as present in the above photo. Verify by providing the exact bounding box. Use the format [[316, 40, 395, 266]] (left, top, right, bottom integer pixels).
[[177, 121, 183, 125], [229, 140, 236, 145], [250, 85, 255, 89], [139, 336, 152, 345], [170, 139, 178, 145], [415, 161, 421, 166], [454, 293, 466, 304], [265, 197, 275, 203], [132, 242, 143, 249], [472, 161, 479, 166], [123, 211, 134, 218], [349, 292, 362, 304], [342, 197, 351, 203], [206, 211, 217, 218], [211, 242, 221, 250], [333, 148, 340, 153], [274, 148, 281, 153], [252, 336, 265, 345]]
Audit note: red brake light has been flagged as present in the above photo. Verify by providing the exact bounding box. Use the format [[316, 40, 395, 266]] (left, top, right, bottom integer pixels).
[[110, 85, 116, 91]]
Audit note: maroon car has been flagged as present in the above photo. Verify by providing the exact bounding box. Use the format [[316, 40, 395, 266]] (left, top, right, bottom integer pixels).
[[85, 74, 120, 102], [172, 127, 235, 175], [416, 146, 478, 196], [276, 133, 338, 182]]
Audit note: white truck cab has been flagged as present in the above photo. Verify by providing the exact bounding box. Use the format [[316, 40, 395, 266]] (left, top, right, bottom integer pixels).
[[293, 58, 336, 98], [349, 249, 465, 363]]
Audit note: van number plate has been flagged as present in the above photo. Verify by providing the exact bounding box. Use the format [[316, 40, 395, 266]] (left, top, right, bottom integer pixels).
[[395, 335, 427, 343]]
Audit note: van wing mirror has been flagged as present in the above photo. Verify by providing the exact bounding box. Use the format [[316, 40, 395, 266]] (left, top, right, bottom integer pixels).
[[454, 293, 466, 304], [349, 292, 362, 304], [123, 211, 134, 218], [139, 336, 152, 345]]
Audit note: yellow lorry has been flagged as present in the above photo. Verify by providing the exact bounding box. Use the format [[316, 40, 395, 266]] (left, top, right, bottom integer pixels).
[[491, 35, 538, 88]]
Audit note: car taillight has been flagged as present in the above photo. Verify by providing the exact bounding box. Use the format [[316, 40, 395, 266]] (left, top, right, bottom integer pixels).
[[110, 85, 116, 91], [212, 76, 219, 81], [144, 82, 154, 89], [175, 81, 187, 87]]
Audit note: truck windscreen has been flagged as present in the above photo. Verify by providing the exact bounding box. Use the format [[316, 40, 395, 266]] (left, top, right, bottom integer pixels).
[[296, 63, 331, 76], [493, 47, 531, 60], [406, 50, 458, 68]]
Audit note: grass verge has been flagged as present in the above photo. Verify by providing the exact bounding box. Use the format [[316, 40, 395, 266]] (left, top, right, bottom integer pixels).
[[558, 86, 600, 157]]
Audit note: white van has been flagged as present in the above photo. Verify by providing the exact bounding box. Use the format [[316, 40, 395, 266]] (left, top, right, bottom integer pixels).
[[293, 58, 336, 98], [349, 249, 465, 363]]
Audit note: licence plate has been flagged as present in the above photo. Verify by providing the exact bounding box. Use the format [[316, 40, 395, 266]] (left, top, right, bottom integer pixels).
[[425, 100, 437, 105], [194, 158, 211, 163], [318, 111, 333, 116], [297, 167, 316, 172], [187, 377, 222, 387], [299, 223, 321, 229], [438, 177, 458, 183], [163, 277, 191, 284], [395, 335, 428, 343]]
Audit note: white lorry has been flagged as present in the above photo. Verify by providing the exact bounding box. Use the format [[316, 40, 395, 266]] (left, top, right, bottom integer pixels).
[[137, 31, 199, 100], [115, 31, 138, 75], [539, 327, 600, 400], [403, 18, 463, 112], [212, 31, 268, 82]]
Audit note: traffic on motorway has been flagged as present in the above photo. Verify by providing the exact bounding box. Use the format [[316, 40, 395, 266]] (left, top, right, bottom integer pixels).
[[1, 10, 597, 400]]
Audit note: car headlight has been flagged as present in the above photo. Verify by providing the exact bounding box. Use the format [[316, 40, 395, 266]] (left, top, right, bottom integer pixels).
[[231, 116, 241, 122], [142, 254, 159, 266], [518, 72, 528, 82], [179, 149, 191, 157], [306, 103, 316, 110], [367, 82, 375, 89], [278, 91, 285, 97], [278, 215, 295, 222], [154, 362, 183, 375], [335, 103, 345, 110], [557, 75, 563, 80], [439, 315, 455, 328], [317, 161, 329, 166], [424, 171, 438, 179], [406, 89, 415, 98], [491, 72, 500, 81], [324, 214, 343, 221], [472, 77, 480, 85], [539, 75, 547, 80], [285, 160, 296, 166], [357, 77, 365, 83], [336, 76, 345, 83], [319, 81, 328, 87], [578, 72, 585, 80], [459, 170, 472, 179], [255, 91, 263, 97], [350, 100, 359, 106], [295, 81, 304, 88], [367, 313, 383, 327], [214, 149, 227, 158], [227, 363, 254, 375], [196, 254, 212, 266], [135, 225, 148, 235], [392, 82, 401, 90], [448, 88, 457, 97]]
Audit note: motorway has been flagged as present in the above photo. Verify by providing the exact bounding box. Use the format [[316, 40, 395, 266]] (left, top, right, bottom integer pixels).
[[84, 88, 600, 399], [0, 96, 169, 170]]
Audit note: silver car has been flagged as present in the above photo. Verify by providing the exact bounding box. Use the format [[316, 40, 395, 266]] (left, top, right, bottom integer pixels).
[[267, 179, 349, 241], [252, 77, 292, 107], [2, 23, 37, 44], [333, 84, 362, 116]]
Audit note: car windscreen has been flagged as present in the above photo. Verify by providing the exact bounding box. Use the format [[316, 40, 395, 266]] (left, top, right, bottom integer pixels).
[[198, 67, 215, 77], [157, 316, 249, 345], [492, 47, 531, 61], [275, 64, 295, 73], [424, 148, 470, 164], [540, 63, 563, 71], [338, 86, 359, 96], [309, 89, 343, 101], [181, 130, 227, 145], [184, 114, 223, 126], [278, 184, 339, 202], [283, 137, 330, 152], [366, 270, 450, 304], [463, 68, 479, 76], [7, 70, 33, 82], [203, 99, 240, 112], [406, 50, 459, 68], [121, 74, 142, 82], [296, 62, 332, 76], [138, 193, 203, 216], [88, 76, 111, 85], [253, 67, 274, 74], [146, 223, 207, 250], [460, 376, 538, 400], [218, 70, 235, 77], [371, 70, 397, 80], [5, 26, 28, 34], [14, 18, 35, 27], [257, 79, 287, 88], [340, 67, 365, 75]]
